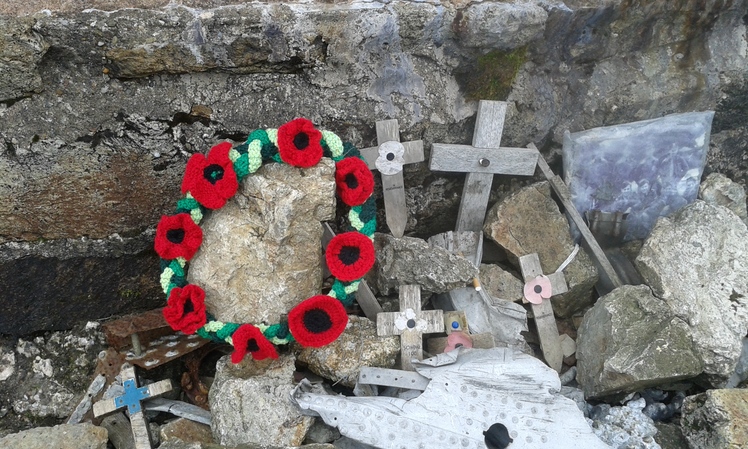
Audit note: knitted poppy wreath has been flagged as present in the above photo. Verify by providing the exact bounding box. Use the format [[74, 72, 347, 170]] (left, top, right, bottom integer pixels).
[[155, 118, 377, 363]]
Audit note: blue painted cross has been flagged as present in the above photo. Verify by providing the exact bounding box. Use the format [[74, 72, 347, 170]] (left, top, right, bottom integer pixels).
[[93, 363, 172, 449]]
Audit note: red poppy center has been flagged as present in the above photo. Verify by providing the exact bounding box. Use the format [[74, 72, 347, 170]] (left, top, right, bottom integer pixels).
[[303, 308, 332, 333], [166, 228, 185, 244], [344, 173, 359, 189], [338, 246, 360, 265], [183, 298, 194, 316], [247, 338, 260, 352], [293, 132, 310, 150], [203, 164, 225, 185], [534, 285, 543, 294]]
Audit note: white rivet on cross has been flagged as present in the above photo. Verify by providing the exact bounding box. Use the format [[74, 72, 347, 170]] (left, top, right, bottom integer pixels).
[[377, 285, 444, 371], [93, 364, 173, 449], [361, 120, 424, 238], [518, 253, 569, 373], [430, 100, 539, 240]]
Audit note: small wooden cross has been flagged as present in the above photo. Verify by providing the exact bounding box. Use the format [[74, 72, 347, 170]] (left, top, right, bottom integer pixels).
[[93, 364, 173, 449], [361, 119, 424, 237], [430, 101, 539, 259], [518, 253, 568, 373], [377, 285, 444, 371]]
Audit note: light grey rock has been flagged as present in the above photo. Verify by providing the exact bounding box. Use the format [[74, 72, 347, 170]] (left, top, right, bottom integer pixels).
[[372, 233, 478, 295], [591, 399, 661, 449], [483, 181, 599, 317], [653, 422, 688, 449], [699, 172, 747, 223], [0, 348, 14, 382], [294, 347, 612, 449], [0, 16, 48, 102], [159, 418, 214, 446], [681, 389, 748, 449], [457, 1, 547, 49], [189, 159, 335, 324], [296, 315, 400, 388], [209, 354, 314, 447], [576, 285, 703, 399], [0, 423, 108, 449], [635, 200, 748, 386], [479, 263, 524, 302]]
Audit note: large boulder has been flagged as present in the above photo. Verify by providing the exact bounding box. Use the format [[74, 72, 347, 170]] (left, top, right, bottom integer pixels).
[[188, 159, 335, 324], [483, 181, 598, 317], [681, 389, 748, 449], [576, 285, 702, 399], [0, 423, 108, 449], [372, 233, 478, 295], [698, 172, 748, 224], [635, 200, 748, 386], [209, 354, 314, 447]]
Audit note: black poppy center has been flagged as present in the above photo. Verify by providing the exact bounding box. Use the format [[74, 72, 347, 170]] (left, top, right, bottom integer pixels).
[[386, 152, 395, 161], [338, 246, 360, 265], [344, 173, 359, 189], [247, 338, 260, 352], [534, 285, 543, 294], [407, 319, 416, 329], [203, 164, 224, 185], [293, 132, 310, 150], [303, 308, 333, 334], [183, 299, 195, 316], [166, 228, 185, 244]]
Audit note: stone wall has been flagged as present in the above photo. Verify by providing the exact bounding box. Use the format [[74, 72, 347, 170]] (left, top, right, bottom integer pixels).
[[1, 0, 746, 334]]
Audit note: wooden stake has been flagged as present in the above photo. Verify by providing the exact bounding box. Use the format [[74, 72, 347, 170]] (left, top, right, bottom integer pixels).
[[361, 120, 424, 237], [377, 285, 444, 371]]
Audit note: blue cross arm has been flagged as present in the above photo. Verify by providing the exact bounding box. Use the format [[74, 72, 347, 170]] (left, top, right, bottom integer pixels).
[[93, 378, 173, 418]]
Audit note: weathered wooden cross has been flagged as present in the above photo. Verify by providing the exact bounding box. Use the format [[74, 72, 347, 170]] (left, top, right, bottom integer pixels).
[[430, 100, 539, 260], [361, 119, 424, 238], [377, 285, 444, 371], [93, 364, 173, 449], [518, 253, 568, 372]]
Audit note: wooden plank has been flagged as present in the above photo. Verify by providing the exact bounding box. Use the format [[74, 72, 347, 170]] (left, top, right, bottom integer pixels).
[[519, 253, 563, 372], [93, 397, 119, 417], [529, 143, 623, 291], [473, 100, 506, 149], [359, 145, 379, 169], [456, 171, 494, 232], [429, 144, 539, 175], [358, 367, 430, 391], [376, 119, 400, 143], [399, 286, 427, 372], [548, 272, 569, 295], [401, 140, 425, 165], [130, 410, 152, 449]]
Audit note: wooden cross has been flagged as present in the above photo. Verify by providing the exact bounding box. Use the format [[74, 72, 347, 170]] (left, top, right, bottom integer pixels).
[[377, 285, 444, 371], [361, 119, 424, 238], [430, 101, 539, 259], [93, 364, 173, 449], [518, 253, 568, 373]]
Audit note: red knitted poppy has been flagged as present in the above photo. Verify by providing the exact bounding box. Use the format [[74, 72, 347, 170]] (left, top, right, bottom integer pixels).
[[163, 284, 207, 334], [154, 213, 203, 260], [277, 118, 323, 168], [288, 295, 348, 347], [231, 324, 279, 363], [325, 232, 376, 282], [181, 142, 239, 209], [335, 157, 375, 206]]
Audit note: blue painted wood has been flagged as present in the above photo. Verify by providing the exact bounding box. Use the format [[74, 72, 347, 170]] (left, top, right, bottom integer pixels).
[[114, 378, 151, 414]]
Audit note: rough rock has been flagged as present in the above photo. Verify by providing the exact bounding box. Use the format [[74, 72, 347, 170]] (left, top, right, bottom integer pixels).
[[483, 181, 599, 317], [304, 419, 341, 445], [188, 159, 335, 324], [635, 200, 748, 386], [478, 263, 524, 302], [0, 16, 48, 102], [0, 348, 15, 382], [590, 398, 661, 449], [681, 389, 748, 449], [0, 423, 108, 449], [371, 233, 478, 295], [160, 418, 214, 446], [0, 323, 106, 437], [296, 315, 399, 388], [698, 172, 747, 223], [209, 354, 314, 447], [576, 285, 703, 399], [654, 423, 689, 449], [0, 233, 163, 335]]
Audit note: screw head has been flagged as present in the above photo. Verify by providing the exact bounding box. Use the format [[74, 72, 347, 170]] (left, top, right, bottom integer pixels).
[[479, 158, 490, 167]]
